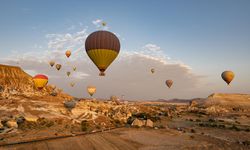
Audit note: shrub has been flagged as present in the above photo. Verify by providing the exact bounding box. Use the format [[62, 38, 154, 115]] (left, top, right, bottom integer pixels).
[[81, 121, 89, 132]]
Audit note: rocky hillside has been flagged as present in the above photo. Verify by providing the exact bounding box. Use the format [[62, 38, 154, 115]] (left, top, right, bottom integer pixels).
[[0, 64, 71, 99], [206, 93, 250, 108]]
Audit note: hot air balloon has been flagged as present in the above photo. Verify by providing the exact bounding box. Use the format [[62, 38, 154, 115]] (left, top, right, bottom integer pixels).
[[87, 86, 96, 97], [73, 66, 76, 71], [65, 50, 71, 58], [49, 61, 55, 67], [166, 80, 173, 88], [67, 71, 71, 77], [102, 22, 106, 26], [33, 74, 48, 90], [85, 30, 120, 76], [56, 64, 62, 71], [151, 68, 155, 74], [221, 71, 234, 85], [70, 82, 75, 87]]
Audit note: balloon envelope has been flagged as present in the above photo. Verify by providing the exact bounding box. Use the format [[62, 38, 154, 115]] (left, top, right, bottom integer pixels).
[[56, 64, 62, 70], [49, 61, 55, 67], [151, 68, 155, 74], [166, 80, 173, 88], [102, 22, 106, 26], [87, 86, 96, 96], [73, 67, 76, 71], [33, 74, 48, 90], [221, 71, 234, 85], [85, 30, 120, 76], [67, 72, 71, 77], [65, 50, 71, 58], [70, 82, 75, 87]]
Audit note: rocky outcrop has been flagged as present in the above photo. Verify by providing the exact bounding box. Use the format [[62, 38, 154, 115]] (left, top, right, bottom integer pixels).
[[145, 119, 153, 127], [131, 118, 145, 127], [6, 120, 18, 128], [206, 93, 250, 109]]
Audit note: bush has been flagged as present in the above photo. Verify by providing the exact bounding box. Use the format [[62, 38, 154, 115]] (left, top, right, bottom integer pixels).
[[229, 125, 240, 131], [208, 119, 215, 122], [191, 129, 196, 133], [81, 121, 89, 132]]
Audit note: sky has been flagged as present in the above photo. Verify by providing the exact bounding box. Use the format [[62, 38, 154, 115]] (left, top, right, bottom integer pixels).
[[0, 0, 250, 100]]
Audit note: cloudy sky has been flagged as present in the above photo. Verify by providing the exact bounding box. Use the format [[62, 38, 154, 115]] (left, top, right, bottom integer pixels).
[[0, 0, 250, 100]]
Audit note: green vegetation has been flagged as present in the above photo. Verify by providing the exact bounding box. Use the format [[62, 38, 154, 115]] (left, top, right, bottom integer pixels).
[[81, 120, 89, 132]]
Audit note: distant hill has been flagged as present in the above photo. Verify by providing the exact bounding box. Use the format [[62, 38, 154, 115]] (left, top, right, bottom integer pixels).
[[155, 98, 206, 103]]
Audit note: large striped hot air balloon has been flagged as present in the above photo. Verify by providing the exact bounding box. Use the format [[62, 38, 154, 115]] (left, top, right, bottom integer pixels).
[[85, 30, 120, 76], [33, 74, 48, 90]]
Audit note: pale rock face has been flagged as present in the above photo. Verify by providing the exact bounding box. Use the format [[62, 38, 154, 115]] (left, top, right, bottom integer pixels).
[[131, 118, 145, 127], [0, 122, 4, 129], [145, 119, 154, 127], [24, 116, 39, 122], [189, 100, 198, 107], [6, 120, 18, 128]]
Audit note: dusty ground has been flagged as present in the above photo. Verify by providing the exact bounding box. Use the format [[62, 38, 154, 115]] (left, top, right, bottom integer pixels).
[[1, 127, 249, 150]]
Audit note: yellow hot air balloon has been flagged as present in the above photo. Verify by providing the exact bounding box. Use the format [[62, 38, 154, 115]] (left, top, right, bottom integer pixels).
[[85, 31, 120, 76], [33, 74, 48, 90], [221, 71, 235, 85], [151, 68, 155, 74], [65, 50, 71, 58], [87, 86, 96, 97], [70, 82, 75, 87], [166, 80, 173, 88], [67, 71, 71, 77], [102, 22, 106, 26], [49, 61, 55, 67], [56, 64, 62, 71], [73, 66, 76, 71]]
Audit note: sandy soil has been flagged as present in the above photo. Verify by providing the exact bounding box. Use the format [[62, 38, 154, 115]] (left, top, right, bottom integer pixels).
[[1, 127, 249, 150]]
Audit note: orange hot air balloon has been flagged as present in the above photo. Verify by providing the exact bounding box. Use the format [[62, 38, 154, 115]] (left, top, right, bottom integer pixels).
[[33, 74, 48, 90], [65, 50, 71, 58], [151, 68, 155, 74], [49, 61, 55, 67], [85, 30, 120, 76], [56, 64, 62, 71], [221, 71, 235, 85], [87, 86, 96, 97], [67, 71, 71, 77], [166, 80, 173, 88]]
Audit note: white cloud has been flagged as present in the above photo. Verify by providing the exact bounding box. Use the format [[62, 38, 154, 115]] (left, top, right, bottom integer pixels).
[[92, 19, 102, 27], [92, 19, 109, 30], [46, 28, 88, 50], [143, 44, 161, 51]]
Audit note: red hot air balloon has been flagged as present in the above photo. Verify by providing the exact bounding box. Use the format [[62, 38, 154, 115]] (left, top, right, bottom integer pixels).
[[33, 74, 48, 90]]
